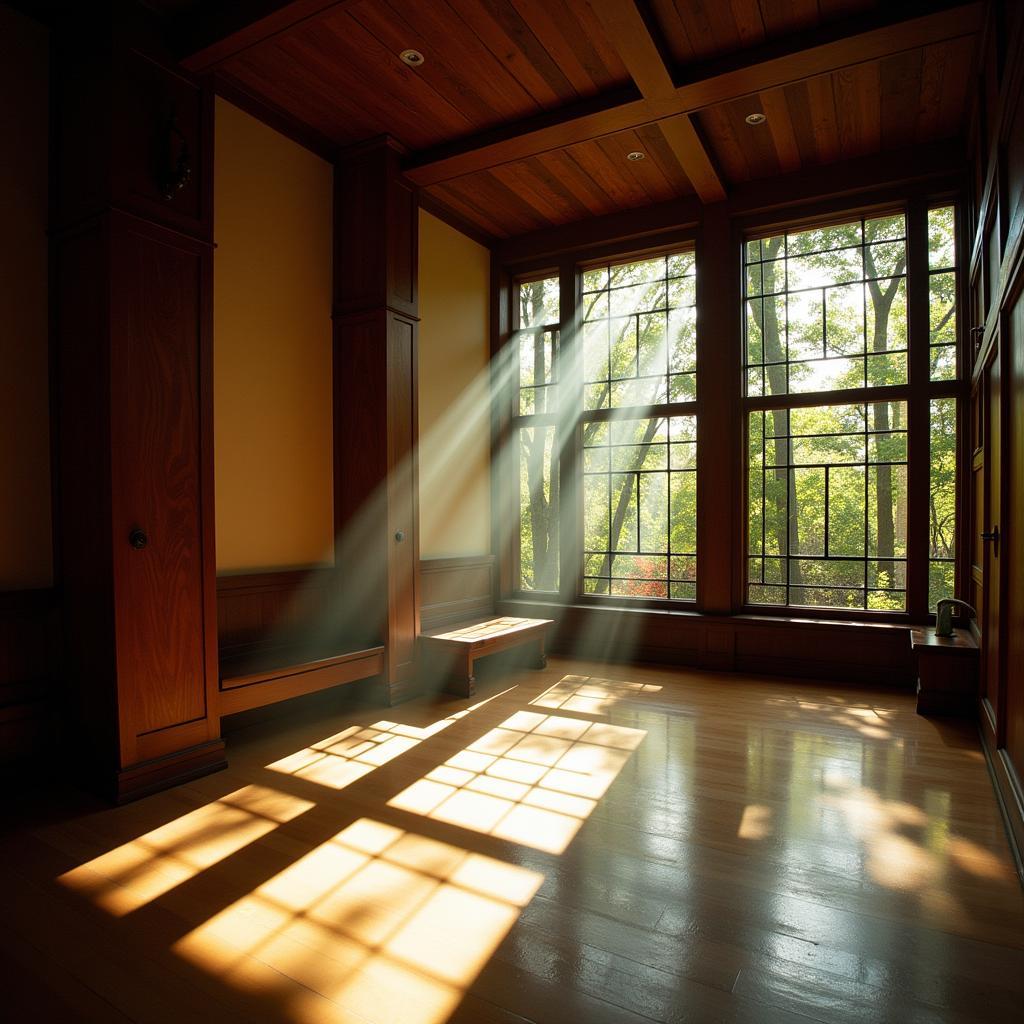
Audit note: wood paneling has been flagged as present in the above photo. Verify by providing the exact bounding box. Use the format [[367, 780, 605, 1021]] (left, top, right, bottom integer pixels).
[[967, 0, 1024, 881], [167, 1, 983, 236], [216, 569, 335, 657], [650, 0, 880, 65], [0, 589, 59, 764], [334, 140, 420, 705], [428, 122, 696, 238], [502, 599, 916, 685], [696, 39, 974, 186], [52, 12, 223, 801], [420, 555, 496, 631], [212, 0, 630, 152]]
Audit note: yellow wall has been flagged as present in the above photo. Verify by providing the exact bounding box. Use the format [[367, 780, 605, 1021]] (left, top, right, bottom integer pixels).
[[418, 211, 491, 557], [0, 7, 51, 590], [214, 98, 335, 572]]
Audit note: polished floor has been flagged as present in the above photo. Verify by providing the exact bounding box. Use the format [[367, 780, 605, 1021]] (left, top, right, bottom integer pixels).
[[2, 657, 1022, 1023]]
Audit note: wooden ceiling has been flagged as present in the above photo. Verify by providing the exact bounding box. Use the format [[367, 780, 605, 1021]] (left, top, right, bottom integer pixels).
[[173, 0, 984, 240]]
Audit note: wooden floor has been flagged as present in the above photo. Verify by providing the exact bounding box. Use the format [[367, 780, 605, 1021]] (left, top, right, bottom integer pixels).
[[2, 657, 1022, 1024]]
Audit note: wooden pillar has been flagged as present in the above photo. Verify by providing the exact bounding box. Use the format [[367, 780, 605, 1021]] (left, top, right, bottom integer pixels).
[[697, 201, 741, 615], [333, 138, 420, 705], [51, 5, 223, 801]]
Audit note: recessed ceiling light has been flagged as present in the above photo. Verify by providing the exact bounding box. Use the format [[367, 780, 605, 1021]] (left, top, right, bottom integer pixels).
[[626, 151, 646, 161], [400, 49, 425, 67], [745, 112, 767, 125]]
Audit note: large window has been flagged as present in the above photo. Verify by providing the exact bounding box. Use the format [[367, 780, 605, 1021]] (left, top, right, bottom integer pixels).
[[508, 201, 959, 620], [744, 207, 959, 613], [514, 250, 698, 602]]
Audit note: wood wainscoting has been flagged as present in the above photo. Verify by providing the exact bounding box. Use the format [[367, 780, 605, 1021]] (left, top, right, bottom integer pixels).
[[420, 554, 495, 632], [500, 598, 916, 687], [216, 567, 336, 660], [215, 568, 384, 715], [0, 588, 59, 764]]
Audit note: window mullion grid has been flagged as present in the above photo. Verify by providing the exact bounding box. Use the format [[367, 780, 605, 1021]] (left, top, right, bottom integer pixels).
[[906, 199, 933, 619]]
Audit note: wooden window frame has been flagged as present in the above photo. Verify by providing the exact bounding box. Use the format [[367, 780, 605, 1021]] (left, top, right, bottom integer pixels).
[[493, 183, 966, 626]]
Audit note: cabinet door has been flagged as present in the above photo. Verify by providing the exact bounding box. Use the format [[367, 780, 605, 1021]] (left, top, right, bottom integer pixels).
[[110, 217, 212, 765]]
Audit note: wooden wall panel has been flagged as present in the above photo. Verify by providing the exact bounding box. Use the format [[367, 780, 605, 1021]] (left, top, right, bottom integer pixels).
[[967, 0, 1024, 881], [420, 555, 495, 631], [217, 569, 335, 657], [1004, 285, 1024, 798], [499, 597, 913, 685], [0, 590, 59, 764]]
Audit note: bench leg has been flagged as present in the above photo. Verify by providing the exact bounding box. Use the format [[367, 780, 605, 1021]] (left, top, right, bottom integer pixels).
[[533, 635, 547, 670], [444, 653, 476, 698]]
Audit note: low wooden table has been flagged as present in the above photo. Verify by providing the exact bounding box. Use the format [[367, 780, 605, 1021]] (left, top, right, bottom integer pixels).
[[419, 616, 552, 697], [911, 627, 979, 716]]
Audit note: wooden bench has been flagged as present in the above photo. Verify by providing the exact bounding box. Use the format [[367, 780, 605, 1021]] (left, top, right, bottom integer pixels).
[[419, 616, 552, 697], [218, 644, 385, 716]]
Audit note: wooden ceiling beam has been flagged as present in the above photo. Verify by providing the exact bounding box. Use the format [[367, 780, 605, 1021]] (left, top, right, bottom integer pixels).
[[404, 1, 983, 187], [586, 1, 725, 203]]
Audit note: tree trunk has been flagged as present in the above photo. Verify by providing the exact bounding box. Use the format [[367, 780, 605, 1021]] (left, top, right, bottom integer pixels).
[[864, 249, 906, 590], [758, 237, 800, 585]]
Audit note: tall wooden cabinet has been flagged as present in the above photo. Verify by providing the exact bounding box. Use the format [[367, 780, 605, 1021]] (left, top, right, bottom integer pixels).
[[333, 139, 420, 705], [52, 10, 223, 800]]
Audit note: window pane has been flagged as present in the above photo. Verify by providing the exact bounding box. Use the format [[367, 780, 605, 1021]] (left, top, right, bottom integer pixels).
[[747, 403, 907, 610], [582, 251, 696, 410], [518, 328, 558, 414], [582, 415, 696, 600], [929, 398, 957, 609], [519, 276, 559, 329], [519, 425, 558, 592], [929, 205, 958, 381], [744, 216, 908, 395]]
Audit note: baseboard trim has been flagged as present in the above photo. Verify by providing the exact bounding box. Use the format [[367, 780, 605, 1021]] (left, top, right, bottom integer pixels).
[[115, 738, 227, 804]]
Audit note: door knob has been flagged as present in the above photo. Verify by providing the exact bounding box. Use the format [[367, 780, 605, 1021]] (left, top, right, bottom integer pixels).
[[129, 528, 149, 550], [394, 530, 405, 543]]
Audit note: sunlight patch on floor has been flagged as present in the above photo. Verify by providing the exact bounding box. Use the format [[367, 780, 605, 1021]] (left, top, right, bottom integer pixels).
[[266, 688, 514, 790], [821, 778, 1014, 894], [173, 817, 543, 1024], [738, 803, 774, 840], [531, 673, 663, 715], [388, 710, 646, 854], [58, 785, 313, 915]]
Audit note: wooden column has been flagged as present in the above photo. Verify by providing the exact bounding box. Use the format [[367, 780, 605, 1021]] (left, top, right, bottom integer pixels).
[[333, 138, 420, 705], [697, 201, 741, 615], [52, 6, 223, 801]]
